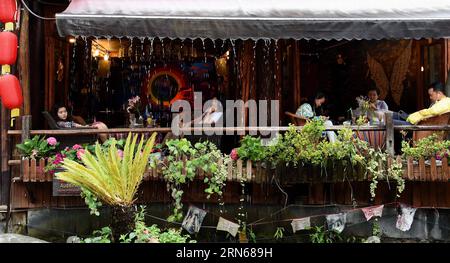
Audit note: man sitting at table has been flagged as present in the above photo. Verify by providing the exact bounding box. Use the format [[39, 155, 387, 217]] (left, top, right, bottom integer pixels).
[[403, 82, 450, 125]]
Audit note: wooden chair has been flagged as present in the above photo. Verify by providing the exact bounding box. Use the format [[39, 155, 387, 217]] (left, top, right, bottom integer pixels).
[[285, 112, 308, 126], [412, 112, 450, 142]]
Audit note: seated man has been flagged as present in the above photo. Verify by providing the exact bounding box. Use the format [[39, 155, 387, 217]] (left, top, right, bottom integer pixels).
[[392, 82, 443, 125], [406, 82, 450, 125], [296, 92, 337, 143]]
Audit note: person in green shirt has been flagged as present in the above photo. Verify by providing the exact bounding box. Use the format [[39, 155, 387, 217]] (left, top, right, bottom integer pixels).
[[296, 92, 337, 142]]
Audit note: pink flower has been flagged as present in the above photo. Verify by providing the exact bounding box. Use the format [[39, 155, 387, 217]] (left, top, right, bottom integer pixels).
[[76, 149, 86, 160], [117, 150, 124, 159], [53, 156, 63, 165], [72, 144, 82, 150], [230, 148, 239, 161], [46, 137, 57, 146]]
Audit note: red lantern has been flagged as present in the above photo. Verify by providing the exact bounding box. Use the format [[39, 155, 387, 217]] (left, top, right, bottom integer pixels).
[[0, 74, 23, 109], [0, 31, 18, 65], [0, 0, 17, 23]]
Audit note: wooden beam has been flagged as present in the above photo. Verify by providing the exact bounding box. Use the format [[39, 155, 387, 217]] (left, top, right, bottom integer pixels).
[[385, 111, 395, 156], [18, 9, 30, 115], [6, 125, 387, 136], [21, 115, 32, 142], [0, 106, 10, 207]]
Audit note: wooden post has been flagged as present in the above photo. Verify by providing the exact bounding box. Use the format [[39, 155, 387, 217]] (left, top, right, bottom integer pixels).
[[419, 158, 426, 181], [18, 8, 30, 115], [430, 157, 437, 181], [0, 106, 10, 205], [385, 112, 395, 156], [443, 156, 449, 181], [236, 159, 243, 182], [246, 160, 252, 182], [21, 115, 32, 142], [407, 157, 414, 181], [1, 105, 12, 232]]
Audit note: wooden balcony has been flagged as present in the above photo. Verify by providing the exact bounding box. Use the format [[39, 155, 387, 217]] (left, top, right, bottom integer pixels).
[[10, 155, 450, 184], [3, 114, 450, 209]]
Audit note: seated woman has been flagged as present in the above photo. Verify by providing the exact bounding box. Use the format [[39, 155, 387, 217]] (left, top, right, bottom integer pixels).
[[368, 87, 389, 123], [53, 104, 109, 142], [296, 92, 337, 143]]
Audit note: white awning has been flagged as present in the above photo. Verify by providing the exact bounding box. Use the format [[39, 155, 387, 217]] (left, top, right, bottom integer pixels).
[[56, 0, 450, 40]]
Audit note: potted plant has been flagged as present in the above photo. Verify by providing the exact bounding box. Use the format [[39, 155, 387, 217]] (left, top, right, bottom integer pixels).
[[126, 96, 143, 127], [56, 133, 157, 242], [16, 136, 59, 181]]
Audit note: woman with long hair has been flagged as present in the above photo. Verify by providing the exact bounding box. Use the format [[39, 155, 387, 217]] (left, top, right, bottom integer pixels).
[[52, 104, 109, 142]]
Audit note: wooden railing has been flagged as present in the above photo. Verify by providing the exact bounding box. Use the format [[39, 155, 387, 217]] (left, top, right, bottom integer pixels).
[[11, 155, 450, 184], [6, 113, 450, 183]]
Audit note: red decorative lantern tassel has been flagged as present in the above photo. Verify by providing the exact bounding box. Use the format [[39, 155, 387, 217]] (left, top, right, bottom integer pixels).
[[0, 74, 23, 109], [0, 31, 18, 65], [0, 0, 17, 23]]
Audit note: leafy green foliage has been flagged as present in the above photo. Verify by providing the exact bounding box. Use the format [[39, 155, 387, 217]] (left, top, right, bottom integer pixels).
[[266, 120, 367, 168], [236, 136, 267, 162], [16, 135, 59, 159], [273, 227, 285, 240], [80, 188, 102, 216], [402, 133, 450, 160], [309, 226, 338, 243], [372, 218, 382, 238], [307, 226, 364, 243], [255, 119, 405, 199], [119, 206, 195, 243], [158, 139, 229, 222], [81, 227, 112, 243]]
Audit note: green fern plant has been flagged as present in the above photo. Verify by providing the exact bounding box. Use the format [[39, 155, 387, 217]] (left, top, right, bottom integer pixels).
[[57, 132, 156, 241]]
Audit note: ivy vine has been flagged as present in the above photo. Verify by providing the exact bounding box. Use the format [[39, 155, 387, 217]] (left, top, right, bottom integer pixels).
[[157, 139, 230, 222]]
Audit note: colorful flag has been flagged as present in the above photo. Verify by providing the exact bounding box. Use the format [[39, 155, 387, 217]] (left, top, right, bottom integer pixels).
[[396, 205, 417, 232], [326, 213, 346, 233], [361, 205, 384, 221], [291, 217, 311, 233], [216, 217, 240, 237], [182, 206, 207, 234]]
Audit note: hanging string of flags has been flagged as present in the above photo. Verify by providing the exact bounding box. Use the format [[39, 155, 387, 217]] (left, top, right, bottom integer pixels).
[[175, 202, 422, 237]]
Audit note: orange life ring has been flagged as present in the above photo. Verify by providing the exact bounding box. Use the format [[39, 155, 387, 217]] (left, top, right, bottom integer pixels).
[[145, 67, 190, 107]]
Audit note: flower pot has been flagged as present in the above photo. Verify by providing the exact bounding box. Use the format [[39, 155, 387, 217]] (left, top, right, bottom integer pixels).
[[52, 167, 82, 196], [111, 205, 136, 242]]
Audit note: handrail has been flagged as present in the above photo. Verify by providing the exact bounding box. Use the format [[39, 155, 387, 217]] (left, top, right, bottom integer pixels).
[[6, 113, 450, 157], [8, 125, 450, 136], [394, 125, 450, 131], [6, 125, 386, 136]]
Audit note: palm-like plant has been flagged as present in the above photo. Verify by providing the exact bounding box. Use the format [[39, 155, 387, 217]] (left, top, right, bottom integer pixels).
[[56, 133, 156, 241]]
